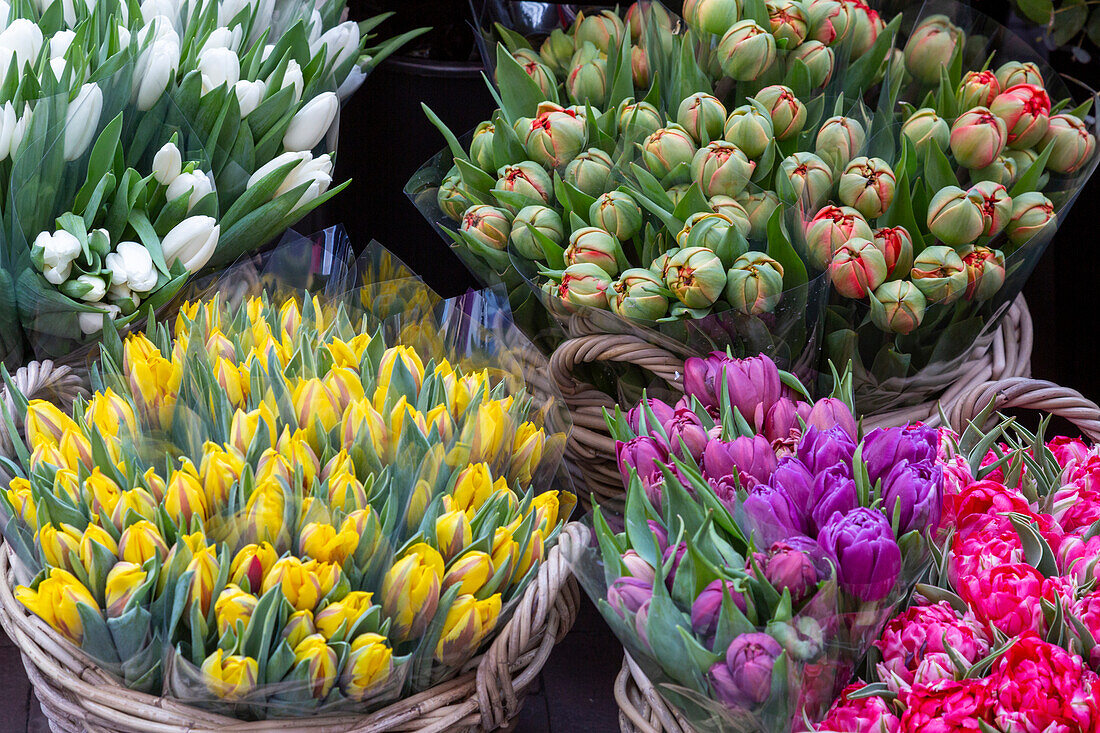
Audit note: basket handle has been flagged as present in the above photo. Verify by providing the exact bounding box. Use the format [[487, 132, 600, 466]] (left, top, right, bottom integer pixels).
[[947, 377, 1100, 442], [0, 360, 87, 459]]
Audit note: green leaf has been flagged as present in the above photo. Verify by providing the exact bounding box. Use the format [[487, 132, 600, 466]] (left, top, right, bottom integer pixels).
[[924, 141, 959, 193], [493, 22, 532, 53], [766, 206, 807, 289], [1009, 143, 1054, 198], [1017, 0, 1054, 25], [494, 43, 547, 121], [1051, 0, 1088, 46], [421, 103, 469, 165]]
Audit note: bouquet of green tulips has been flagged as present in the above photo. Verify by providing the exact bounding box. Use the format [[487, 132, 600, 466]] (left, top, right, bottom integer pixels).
[[0, 235, 574, 717]]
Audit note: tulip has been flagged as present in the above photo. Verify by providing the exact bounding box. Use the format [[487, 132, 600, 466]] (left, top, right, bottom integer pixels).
[[230, 542, 278, 593], [807, 0, 852, 45], [963, 181, 1012, 240], [510, 421, 547, 484], [290, 634, 339, 699], [132, 37, 179, 111], [881, 459, 943, 534], [820, 508, 902, 602], [610, 267, 668, 320], [763, 401, 803, 452], [563, 148, 614, 196], [676, 212, 743, 256], [927, 187, 984, 246], [496, 162, 552, 210], [990, 83, 1050, 150], [708, 196, 753, 237], [692, 579, 748, 640], [566, 56, 608, 108], [804, 205, 873, 270], [903, 15, 962, 85], [524, 105, 586, 169], [63, 82, 103, 162], [117, 520, 168, 566], [590, 192, 643, 241], [871, 226, 914, 281], [641, 125, 698, 180], [558, 262, 613, 309], [805, 397, 857, 441], [627, 398, 676, 434], [660, 408, 707, 461], [910, 245, 968, 305], [665, 247, 726, 307], [755, 85, 807, 142], [807, 463, 859, 531], [565, 227, 622, 276], [829, 238, 886, 300], [901, 108, 951, 155], [151, 142, 182, 186], [314, 591, 374, 641], [778, 152, 832, 210], [163, 464, 207, 524], [342, 633, 393, 701], [435, 593, 500, 666], [870, 280, 926, 335], [762, 541, 821, 603], [608, 576, 654, 619], [314, 20, 359, 69], [102, 241, 158, 296], [703, 435, 778, 487], [618, 100, 663, 141], [7, 479, 35, 526], [616, 436, 669, 488], [744, 484, 807, 542], [161, 215, 219, 272], [201, 649, 258, 700], [165, 169, 214, 212], [460, 205, 511, 251], [37, 523, 81, 573], [718, 21, 776, 81], [508, 205, 562, 261], [25, 399, 78, 447], [575, 8, 624, 53], [198, 46, 240, 95], [282, 91, 339, 152], [815, 116, 865, 173], [725, 251, 785, 315], [299, 522, 359, 566], [187, 546, 220, 616], [710, 633, 783, 708], [797, 425, 856, 477], [995, 60, 1044, 89], [1038, 113, 1096, 174], [838, 157, 895, 219], [381, 543, 444, 641], [16, 568, 99, 645], [1005, 191, 1055, 245], [723, 105, 773, 159], [958, 70, 1002, 109], [683, 0, 741, 35], [677, 92, 728, 144], [263, 556, 324, 613], [32, 229, 82, 286], [214, 584, 259, 636], [766, 0, 809, 44], [950, 108, 1008, 170]]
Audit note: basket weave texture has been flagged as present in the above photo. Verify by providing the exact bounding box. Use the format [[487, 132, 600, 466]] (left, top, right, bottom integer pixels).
[[613, 375, 1100, 733], [0, 360, 584, 733], [551, 296, 1033, 512]]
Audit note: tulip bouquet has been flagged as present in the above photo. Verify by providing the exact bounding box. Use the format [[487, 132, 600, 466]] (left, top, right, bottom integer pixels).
[[0, 242, 575, 717], [0, 0, 425, 365], [814, 419, 1100, 732], [572, 349, 943, 730]]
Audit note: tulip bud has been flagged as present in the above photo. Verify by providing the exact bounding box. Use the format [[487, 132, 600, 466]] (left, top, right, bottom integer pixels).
[[525, 105, 587, 169], [959, 245, 1006, 301], [314, 591, 374, 640], [230, 542, 278, 593], [837, 156, 896, 220], [726, 251, 785, 314], [786, 42, 831, 91], [32, 229, 82, 286], [540, 28, 575, 76], [382, 543, 444, 641], [608, 576, 653, 618], [201, 649, 258, 701], [870, 280, 926, 334], [722, 105, 773, 159], [436, 509, 472, 561], [460, 205, 511, 251], [263, 556, 324, 613], [117, 520, 168, 565], [214, 584, 259, 636], [152, 142, 182, 186], [64, 83, 103, 161], [565, 227, 622, 276], [566, 56, 609, 108], [900, 107, 951, 156], [291, 634, 339, 698], [737, 190, 781, 240], [903, 14, 962, 85], [558, 262, 614, 309], [957, 70, 1001, 109], [665, 247, 727, 308], [564, 148, 614, 196], [1005, 191, 1055, 245], [677, 92, 728, 144], [966, 180, 1012, 238], [641, 125, 698, 180], [815, 115, 865, 173], [927, 186, 984, 246], [617, 100, 663, 142], [342, 633, 393, 701], [996, 61, 1044, 89], [692, 141, 755, 198], [830, 237, 887, 300], [16, 568, 100, 645], [971, 154, 1019, 188], [1038, 113, 1096, 175], [523, 59, 557, 97], [807, 0, 853, 46], [754, 85, 806, 141], [610, 268, 669, 321], [766, 0, 809, 45], [778, 152, 832, 210], [692, 579, 748, 640], [804, 205, 873, 270], [677, 212, 743, 256], [950, 107, 1008, 170], [161, 215, 219, 272], [718, 21, 776, 81], [709, 633, 783, 708], [510, 205, 563, 260], [283, 92, 338, 152], [990, 84, 1051, 150], [590, 192, 643, 241], [575, 9, 625, 53], [871, 226, 914, 279], [911, 245, 968, 305], [708, 196, 752, 235]]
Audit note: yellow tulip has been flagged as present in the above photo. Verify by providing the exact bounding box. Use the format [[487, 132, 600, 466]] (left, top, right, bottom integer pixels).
[[263, 556, 323, 612], [229, 542, 278, 593], [213, 357, 248, 408], [274, 430, 320, 488], [279, 298, 301, 341], [78, 523, 119, 579], [254, 447, 292, 488], [467, 400, 513, 466], [324, 474, 365, 516], [15, 567, 99, 644], [324, 366, 365, 411], [53, 468, 81, 504], [105, 562, 147, 617], [298, 496, 332, 531], [305, 559, 342, 596], [441, 369, 489, 420], [37, 523, 82, 571], [200, 443, 245, 506], [109, 488, 158, 529], [435, 509, 472, 561], [164, 465, 208, 524], [341, 632, 393, 701], [449, 463, 497, 520], [84, 388, 137, 437], [282, 608, 316, 648], [327, 334, 371, 370], [55, 429, 90, 471], [406, 478, 433, 531], [434, 594, 484, 667], [292, 633, 338, 699], [340, 399, 389, 460], [442, 550, 494, 597], [474, 594, 501, 640], [205, 330, 237, 362], [141, 467, 166, 501], [424, 405, 454, 444], [381, 543, 443, 642], [125, 344, 180, 427], [320, 450, 353, 480], [314, 590, 374, 640], [25, 400, 78, 447], [214, 584, 259, 637], [229, 403, 278, 456], [374, 346, 425, 411], [201, 649, 258, 700], [515, 529, 545, 581], [491, 527, 518, 585], [122, 332, 161, 372], [118, 520, 168, 565], [187, 546, 220, 615], [242, 480, 288, 548], [510, 422, 546, 484], [6, 478, 36, 526], [299, 522, 359, 566], [28, 442, 64, 471], [529, 491, 564, 534], [80, 468, 122, 519]]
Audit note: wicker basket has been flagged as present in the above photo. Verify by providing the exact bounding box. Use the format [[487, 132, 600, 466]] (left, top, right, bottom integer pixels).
[[551, 296, 1033, 512], [613, 374, 1100, 733]]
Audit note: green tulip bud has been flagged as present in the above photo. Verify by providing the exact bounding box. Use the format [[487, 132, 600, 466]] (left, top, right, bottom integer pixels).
[[957, 70, 1002, 110], [950, 107, 1008, 170], [788, 40, 834, 89], [525, 104, 587, 169], [651, 248, 680, 280], [511, 205, 564, 260], [1005, 191, 1056, 246], [966, 180, 1012, 238], [708, 196, 752, 238], [511, 49, 542, 66], [767, 0, 809, 45], [691, 141, 755, 198], [753, 85, 806, 141], [960, 245, 1006, 301], [460, 205, 512, 250], [717, 21, 776, 82], [631, 45, 653, 89], [496, 161, 552, 210], [575, 10, 625, 54], [666, 184, 692, 207], [838, 156, 896, 219], [995, 61, 1044, 90], [677, 212, 745, 265], [437, 172, 472, 222], [566, 56, 609, 108], [829, 237, 887, 300], [540, 29, 575, 77], [522, 59, 557, 97], [902, 14, 962, 86], [590, 191, 643, 241], [641, 125, 698, 180], [683, 0, 742, 36], [870, 280, 926, 334], [677, 92, 728, 145], [559, 262, 613, 309], [808, 0, 853, 46], [723, 104, 774, 159], [564, 148, 614, 197], [618, 100, 664, 142], [565, 226, 622, 276], [610, 268, 669, 320], [970, 154, 1019, 187], [847, 1, 885, 57], [815, 116, 865, 174], [725, 251, 785, 314], [1038, 113, 1097, 175], [901, 108, 950, 156], [665, 246, 726, 307], [470, 121, 497, 172], [910, 245, 967, 305], [927, 186, 984, 246], [778, 152, 833, 210], [736, 189, 780, 240]]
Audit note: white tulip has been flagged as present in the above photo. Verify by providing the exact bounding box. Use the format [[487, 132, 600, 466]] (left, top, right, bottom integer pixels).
[[313, 21, 359, 71], [198, 46, 240, 94], [49, 29, 75, 58], [75, 274, 106, 302], [248, 0, 275, 43], [140, 0, 178, 25], [275, 152, 333, 214], [166, 169, 214, 211], [105, 241, 158, 293], [281, 59, 303, 104], [246, 150, 308, 189], [44, 263, 71, 284], [233, 78, 265, 118], [162, 215, 219, 272], [337, 65, 366, 100], [33, 230, 81, 285], [200, 27, 242, 56], [117, 25, 131, 48], [152, 142, 182, 185], [0, 101, 16, 161], [0, 1, 10, 31], [78, 304, 120, 335], [139, 15, 178, 47], [217, 0, 249, 26], [260, 44, 275, 63], [0, 18, 43, 72], [48, 56, 67, 82], [8, 102, 28, 158], [307, 10, 322, 46], [282, 91, 337, 152], [132, 39, 178, 111], [63, 82, 103, 161]]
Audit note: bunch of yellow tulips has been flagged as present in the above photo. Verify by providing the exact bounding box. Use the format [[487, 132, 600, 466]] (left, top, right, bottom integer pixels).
[[2, 290, 573, 716]]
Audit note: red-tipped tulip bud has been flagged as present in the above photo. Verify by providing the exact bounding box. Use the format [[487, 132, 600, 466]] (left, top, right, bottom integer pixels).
[[950, 107, 1007, 170], [808, 0, 853, 46], [575, 9, 625, 54], [767, 0, 809, 45], [718, 21, 776, 81], [665, 247, 727, 307], [558, 262, 613, 309], [461, 205, 511, 251], [1039, 113, 1097, 175], [565, 227, 622, 276], [691, 141, 755, 198], [677, 92, 728, 144], [496, 162, 552, 210], [804, 204, 873, 270], [838, 156, 896, 219], [971, 154, 1019, 187], [683, 0, 742, 36], [957, 70, 1001, 109], [709, 196, 753, 237], [847, 2, 885, 57], [927, 186, 984, 246], [966, 180, 1012, 238], [871, 226, 914, 280], [870, 280, 926, 334], [754, 85, 806, 141], [911, 245, 968, 304], [995, 61, 1044, 90], [901, 108, 950, 155], [524, 105, 587, 169], [677, 211, 745, 255], [610, 268, 669, 321], [564, 148, 614, 197], [641, 124, 697, 180], [617, 100, 663, 141], [829, 238, 887, 299], [511, 205, 564, 260], [437, 172, 472, 223], [1005, 192, 1056, 245], [590, 191, 643, 241], [725, 252, 785, 314], [903, 14, 962, 85], [990, 84, 1051, 150], [788, 40, 834, 89], [960, 245, 1006, 301], [778, 152, 833, 210], [566, 56, 609, 108], [815, 115, 865, 173], [723, 104, 774, 159]]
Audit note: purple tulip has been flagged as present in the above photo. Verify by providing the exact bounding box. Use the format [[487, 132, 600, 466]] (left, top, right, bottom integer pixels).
[[683, 352, 730, 410], [627, 398, 676, 434], [648, 520, 669, 553], [702, 435, 778, 487], [708, 473, 740, 510], [763, 397, 799, 443], [762, 542, 821, 604], [616, 436, 669, 490], [770, 457, 815, 508], [608, 576, 653, 617], [691, 579, 748, 640], [709, 633, 783, 709], [881, 459, 943, 534], [817, 507, 902, 602], [743, 486, 806, 545], [810, 465, 859, 534], [662, 542, 688, 590], [797, 425, 856, 475], [635, 598, 652, 651], [861, 425, 939, 484], [621, 550, 656, 583], [805, 397, 858, 439], [684, 353, 782, 428], [664, 408, 709, 460]]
